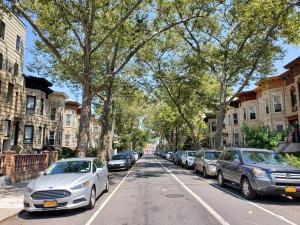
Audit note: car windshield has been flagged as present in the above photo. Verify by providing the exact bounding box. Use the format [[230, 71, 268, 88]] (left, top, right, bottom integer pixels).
[[112, 155, 127, 160], [205, 152, 221, 160], [242, 151, 285, 165], [188, 152, 196, 156], [45, 161, 91, 175]]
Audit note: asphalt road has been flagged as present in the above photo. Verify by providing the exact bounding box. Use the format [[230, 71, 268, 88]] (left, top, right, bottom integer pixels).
[[1, 155, 300, 225]]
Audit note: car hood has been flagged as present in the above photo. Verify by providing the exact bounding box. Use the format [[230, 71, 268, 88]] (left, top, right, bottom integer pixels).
[[108, 160, 126, 165], [28, 173, 90, 190], [249, 164, 300, 173]]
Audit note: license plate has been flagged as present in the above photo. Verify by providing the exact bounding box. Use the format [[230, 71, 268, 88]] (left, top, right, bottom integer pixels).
[[43, 200, 57, 208], [285, 186, 296, 193]]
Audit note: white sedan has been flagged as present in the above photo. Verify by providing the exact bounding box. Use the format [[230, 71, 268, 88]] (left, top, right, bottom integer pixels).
[[24, 158, 109, 212]]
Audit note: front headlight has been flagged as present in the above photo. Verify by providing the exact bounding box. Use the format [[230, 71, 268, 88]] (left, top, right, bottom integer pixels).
[[71, 181, 90, 190], [253, 168, 267, 177], [26, 186, 33, 193]]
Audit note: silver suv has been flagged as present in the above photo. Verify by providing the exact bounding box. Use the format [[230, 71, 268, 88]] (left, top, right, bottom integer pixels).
[[216, 148, 300, 200]]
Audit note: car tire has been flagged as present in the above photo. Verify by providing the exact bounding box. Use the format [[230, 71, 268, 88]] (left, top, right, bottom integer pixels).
[[241, 177, 257, 200], [194, 164, 198, 174], [203, 167, 208, 178], [217, 171, 225, 186], [86, 186, 96, 210], [104, 177, 110, 192]]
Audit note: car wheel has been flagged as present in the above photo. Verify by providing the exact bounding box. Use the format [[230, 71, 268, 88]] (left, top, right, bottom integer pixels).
[[217, 171, 225, 186], [86, 186, 96, 210], [203, 167, 208, 178], [241, 178, 257, 200], [194, 164, 198, 174], [105, 177, 110, 192]]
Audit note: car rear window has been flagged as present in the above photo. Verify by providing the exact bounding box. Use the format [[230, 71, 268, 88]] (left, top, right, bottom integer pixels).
[[204, 152, 221, 160]]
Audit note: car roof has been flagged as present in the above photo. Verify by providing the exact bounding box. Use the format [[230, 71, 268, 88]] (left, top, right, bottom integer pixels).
[[57, 157, 96, 162], [226, 148, 274, 153], [203, 149, 221, 152]]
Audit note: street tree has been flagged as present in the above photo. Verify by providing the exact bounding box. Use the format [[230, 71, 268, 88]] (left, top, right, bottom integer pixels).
[[3, 0, 210, 157], [176, 0, 300, 149]]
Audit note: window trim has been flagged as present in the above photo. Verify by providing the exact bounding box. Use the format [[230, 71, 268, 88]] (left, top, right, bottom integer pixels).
[[66, 113, 72, 127], [3, 120, 11, 138], [273, 95, 282, 112], [26, 95, 36, 114], [16, 35, 21, 51], [0, 20, 5, 40], [249, 106, 256, 120]]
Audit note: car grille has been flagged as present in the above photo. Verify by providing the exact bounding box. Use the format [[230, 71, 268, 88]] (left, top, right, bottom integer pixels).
[[31, 190, 71, 200], [275, 183, 300, 186], [34, 202, 68, 208], [273, 173, 300, 179]]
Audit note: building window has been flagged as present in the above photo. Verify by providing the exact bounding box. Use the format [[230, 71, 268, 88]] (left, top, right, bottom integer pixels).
[[249, 106, 256, 120], [243, 108, 246, 121], [233, 113, 238, 125], [7, 83, 14, 104], [265, 99, 269, 114], [49, 132, 55, 146], [26, 96, 36, 114], [276, 125, 284, 132], [3, 120, 10, 137], [24, 125, 34, 144], [290, 88, 297, 112], [13, 63, 18, 76], [50, 108, 56, 120], [66, 114, 72, 126], [40, 98, 44, 115], [0, 20, 5, 40], [16, 35, 21, 51], [15, 92, 18, 111], [65, 134, 70, 146], [0, 53, 3, 70], [273, 95, 282, 112], [211, 122, 216, 132], [234, 133, 239, 146]]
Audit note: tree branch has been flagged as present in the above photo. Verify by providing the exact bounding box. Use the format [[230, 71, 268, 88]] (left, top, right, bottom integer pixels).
[[114, 16, 201, 75], [91, 0, 143, 54]]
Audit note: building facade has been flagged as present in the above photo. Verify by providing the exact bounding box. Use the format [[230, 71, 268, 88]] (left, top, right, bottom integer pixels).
[[204, 56, 300, 152], [0, 12, 101, 154]]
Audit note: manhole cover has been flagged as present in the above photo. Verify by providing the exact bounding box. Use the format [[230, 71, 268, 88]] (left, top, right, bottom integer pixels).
[[165, 194, 184, 198]]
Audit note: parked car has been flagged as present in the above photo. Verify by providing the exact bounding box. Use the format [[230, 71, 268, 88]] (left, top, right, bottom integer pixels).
[[133, 151, 139, 161], [161, 151, 167, 159], [138, 152, 144, 158], [108, 154, 131, 171], [194, 149, 221, 177], [181, 151, 197, 169], [166, 152, 172, 160], [169, 152, 176, 162], [216, 148, 300, 200], [24, 158, 109, 212], [120, 150, 135, 165], [174, 151, 183, 166]]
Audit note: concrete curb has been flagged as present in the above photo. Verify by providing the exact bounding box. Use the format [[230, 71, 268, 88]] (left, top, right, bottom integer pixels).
[[0, 209, 23, 224]]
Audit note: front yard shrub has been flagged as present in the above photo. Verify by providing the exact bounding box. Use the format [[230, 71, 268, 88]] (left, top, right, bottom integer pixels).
[[284, 154, 300, 168]]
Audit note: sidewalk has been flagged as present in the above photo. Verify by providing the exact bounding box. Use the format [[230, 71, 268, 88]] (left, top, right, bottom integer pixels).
[[0, 180, 29, 222]]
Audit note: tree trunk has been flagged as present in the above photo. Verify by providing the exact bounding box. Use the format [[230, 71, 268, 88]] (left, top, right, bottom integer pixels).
[[215, 106, 226, 150], [76, 83, 92, 158], [98, 78, 114, 160]]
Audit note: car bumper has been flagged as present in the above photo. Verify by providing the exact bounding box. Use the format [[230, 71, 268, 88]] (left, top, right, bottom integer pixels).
[[24, 188, 91, 212], [108, 165, 128, 171], [252, 177, 300, 196], [205, 165, 217, 176]]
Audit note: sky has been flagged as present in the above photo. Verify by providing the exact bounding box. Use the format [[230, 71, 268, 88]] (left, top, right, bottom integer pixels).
[[23, 23, 300, 103]]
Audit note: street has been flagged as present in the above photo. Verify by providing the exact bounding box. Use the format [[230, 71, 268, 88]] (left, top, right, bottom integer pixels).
[[2, 155, 300, 225]]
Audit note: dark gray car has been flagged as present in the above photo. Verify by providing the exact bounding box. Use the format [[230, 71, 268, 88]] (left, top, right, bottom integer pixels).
[[216, 148, 300, 200]]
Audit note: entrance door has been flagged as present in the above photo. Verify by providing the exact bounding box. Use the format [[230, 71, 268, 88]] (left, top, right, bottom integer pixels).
[[13, 122, 19, 145]]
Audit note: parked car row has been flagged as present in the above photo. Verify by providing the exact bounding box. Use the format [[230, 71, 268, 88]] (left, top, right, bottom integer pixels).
[[107, 150, 143, 172], [157, 148, 300, 200]]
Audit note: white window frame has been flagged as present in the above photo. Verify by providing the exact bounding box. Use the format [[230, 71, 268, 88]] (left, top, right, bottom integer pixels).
[[66, 113, 72, 127]]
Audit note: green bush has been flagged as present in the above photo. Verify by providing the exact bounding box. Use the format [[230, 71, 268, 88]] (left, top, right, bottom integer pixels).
[[284, 154, 300, 168], [241, 125, 286, 150], [58, 147, 76, 159]]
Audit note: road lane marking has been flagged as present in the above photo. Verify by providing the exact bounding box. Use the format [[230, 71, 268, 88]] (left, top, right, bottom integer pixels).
[[159, 158, 298, 225], [85, 165, 134, 225], [155, 158, 230, 225]]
